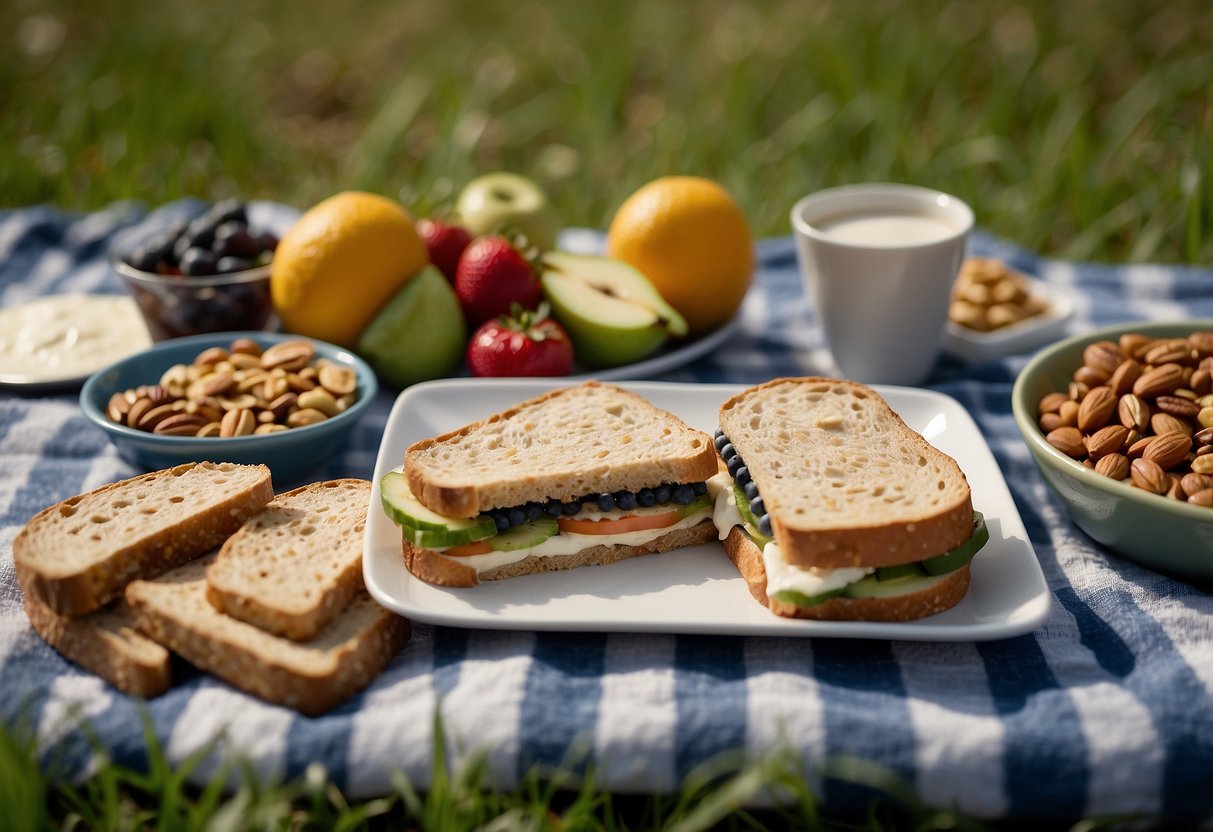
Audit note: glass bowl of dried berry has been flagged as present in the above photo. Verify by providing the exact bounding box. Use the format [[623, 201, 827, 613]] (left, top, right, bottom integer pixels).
[[1012, 320, 1213, 579], [111, 200, 298, 341]]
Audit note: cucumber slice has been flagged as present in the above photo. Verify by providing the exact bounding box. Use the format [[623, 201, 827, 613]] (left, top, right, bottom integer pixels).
[[920, 512, 989, 576], [676, 494, 713, 519], [488, 517, 559, 552], [733, 485, 761, 527], [875, 562, 926, 582], [381, 471, 496, 541], [771, 588, 845, 608], [402, 523, 498, 549], [842, 573, 949, 600]]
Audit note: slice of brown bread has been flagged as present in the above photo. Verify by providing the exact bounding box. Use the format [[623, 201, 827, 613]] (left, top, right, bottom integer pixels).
[[718, 378, 973, 569], [206, 479, 370, 641], [403, 520, 718, 587], [405, 381, 718, 517], [23, 593, 171, 698], [722, 526, 971, 621], [14, 462, 273, 615], [126, 555, 409, 716]]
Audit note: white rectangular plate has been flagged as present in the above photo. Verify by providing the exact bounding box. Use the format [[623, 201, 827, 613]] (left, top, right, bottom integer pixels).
[[364, 379, 1050, 641]]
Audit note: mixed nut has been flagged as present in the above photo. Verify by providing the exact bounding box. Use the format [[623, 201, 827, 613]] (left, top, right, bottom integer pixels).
[[950, 257, 1049, 332], [1036, 331, 1213, 508], [105, 338, 359, 438]]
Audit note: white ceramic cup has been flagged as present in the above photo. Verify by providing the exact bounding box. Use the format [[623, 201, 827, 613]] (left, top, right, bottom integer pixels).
[[790, 184, 974, 386]]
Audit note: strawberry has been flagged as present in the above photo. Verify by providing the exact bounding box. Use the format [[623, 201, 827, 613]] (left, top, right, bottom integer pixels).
[[416, 217, 471, 282], [454, 235, 542, 326], [467, 303, 575, 377]]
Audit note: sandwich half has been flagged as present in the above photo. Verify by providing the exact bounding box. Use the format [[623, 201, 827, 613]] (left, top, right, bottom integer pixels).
[[380, 381, 720, 587], [708, 377, 988, 621]]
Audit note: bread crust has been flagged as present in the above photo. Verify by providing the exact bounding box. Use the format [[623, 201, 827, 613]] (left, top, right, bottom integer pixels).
[[405, 381, 718, 517], [23, 593, 171, 698], [402, 520, 718, 587], [718, 377, 974, 569], [14, 462, 273, 615], [721, 526, 971, 622]]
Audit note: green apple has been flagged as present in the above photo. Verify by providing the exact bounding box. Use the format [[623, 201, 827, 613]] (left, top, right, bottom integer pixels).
[[539, 251, 688, 368], [455, 172, 560, 251], [357, 265, 467, 388]]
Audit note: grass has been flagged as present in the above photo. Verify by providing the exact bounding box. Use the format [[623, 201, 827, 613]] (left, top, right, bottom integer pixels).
[[1, 0, 1210, 263]]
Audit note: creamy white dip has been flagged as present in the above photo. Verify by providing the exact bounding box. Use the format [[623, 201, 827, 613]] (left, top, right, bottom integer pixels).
[[0, 294, 151, 383]]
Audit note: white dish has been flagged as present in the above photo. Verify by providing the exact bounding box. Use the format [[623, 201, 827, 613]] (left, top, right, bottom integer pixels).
[[943, 273, 1075, 363], [364, 379, 1050, 641], [571, 314, 739, 381]]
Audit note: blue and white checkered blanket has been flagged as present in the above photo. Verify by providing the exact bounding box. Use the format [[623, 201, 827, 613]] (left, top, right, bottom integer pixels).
[[2, 201, 1212, 822]]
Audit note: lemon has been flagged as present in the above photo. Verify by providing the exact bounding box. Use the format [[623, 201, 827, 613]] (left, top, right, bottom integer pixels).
[[271, 192, 429, 348], [606, 176, 753, 335]]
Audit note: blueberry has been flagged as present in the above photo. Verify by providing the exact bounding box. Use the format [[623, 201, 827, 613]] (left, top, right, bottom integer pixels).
[[744, 481, 759, 500], [257, 231, 279, 253], [179, 247, 216, 276], [614, 490, 637, 511], [492, 511, 510, 532], [215, 256, 253, 274], [563, 499, 582, 516], [691, 481, 708, 496], [654, 485, 671, 504], [207, 198, 247, 227], [213, 222, 260, 259], [637, 488, 656, 507], [672, 484, 694, 505], [720, 442, 736, 460], [726, 455, 745, 477], [597, 493, 615, 512], [186, 215, 218, 250], [734, 466, 750, 484], [127, 242, 161, 272], [758, 515, 773, 536], [749, 497, 765, 517], [714, 430, 728, 451], [508, 508, 526, 527], [525, 502, 543, 521], [546, 498, 564, 518], [172, 233, 195, 263]]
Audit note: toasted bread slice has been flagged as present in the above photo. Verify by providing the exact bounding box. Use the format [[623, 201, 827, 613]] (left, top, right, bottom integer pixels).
[[406, 381, 718, 517], [14, 462, 273, 615], [23, 593, 171, 698], [722, 526, 971, 621], [718, 378, 973, 569], [206, 479, 370, 641], [126, 556, 409, 716], [402, 520, 717, 587]]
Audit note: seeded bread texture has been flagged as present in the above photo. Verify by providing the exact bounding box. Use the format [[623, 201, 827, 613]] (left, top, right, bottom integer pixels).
[[126, 555, 409, 716], [402, 520, 717, 587], [14, 462, 273, 615], [206, 479, 370, 641], [718, 378, 973, 568], [406, 381, 718, 517], [23, 593, 171, 698], [722, 526, 971, 621]]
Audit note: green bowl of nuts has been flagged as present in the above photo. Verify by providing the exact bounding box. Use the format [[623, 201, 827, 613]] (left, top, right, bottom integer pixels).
[[81, 331, 377, 483], [1012, 320, 1213, 578]]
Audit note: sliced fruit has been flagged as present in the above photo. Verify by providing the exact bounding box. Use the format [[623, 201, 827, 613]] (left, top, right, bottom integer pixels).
[[381, 471, 496, 541], [558, 510, 680, 536], [444, 540, 493, 557], [875, 563, 926, 582], [675, 493, 713, 519], [842, 572, 949, 600], [733, 485, 761, 527], [488, 517, 559, 551], [921, 513, 988, 576], [771, 588, 846, 608]]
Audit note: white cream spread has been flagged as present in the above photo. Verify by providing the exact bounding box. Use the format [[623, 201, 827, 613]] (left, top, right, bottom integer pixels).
[[438, 509, 712, 574], [707, 471, 743, 540], [0, 294, 151, 383]]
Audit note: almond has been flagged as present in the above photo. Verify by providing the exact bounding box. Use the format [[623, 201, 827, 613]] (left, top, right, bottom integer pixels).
[[1181, 473, 1212, 495], [1191, 332, 1213, 357], [193, 346, 229, 367], [1155, 395, 1201, 420], [1130, 458, 1168, 494], [230, 337, 263, 357], [1094, 453, 1130, 481], [1073, 365, 1109, 387], [261, 339, 315, 372], [201, 372, 236, 397], [1191, 369, 1212, 396], [1118, 394, 1150, 432], [1047, 426, 1086, 459], [1058, 400, 1079, 427], [220, 408, 256, 438], [1127, 435, 1156, 459], [1077, 386, 1116, 432], [106, 392, 131, 423], [1083, 340, 1125, 376], [1189, 488, 1213, 507], [1151, 412, 1192, 437], [1038, 392, 1068, 416], [135, 403, 178, 432], [1086, 425, 1129, 461], [1069, 381, 1090, 402], [1143, 432, 1191, 470], [1119, 332, 1152, 358], [1109, 359, 1143, 397], [152, 413, 207, 436], [1166, 474, 1185, 500], [1144, 338, 1194, 366], [1133, 363, 1185, 399]]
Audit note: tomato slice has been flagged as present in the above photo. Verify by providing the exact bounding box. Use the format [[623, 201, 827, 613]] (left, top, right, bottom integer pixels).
[[444, 540, 493, 556], [557, 510, 680, 535]]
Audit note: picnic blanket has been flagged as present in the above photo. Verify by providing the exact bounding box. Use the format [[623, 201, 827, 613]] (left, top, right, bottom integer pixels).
[[2, 200, 1212, 822]]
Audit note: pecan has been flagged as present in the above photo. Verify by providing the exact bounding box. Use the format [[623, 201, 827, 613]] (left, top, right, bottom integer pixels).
[[1155, 395, 1201, 420], [1196, 426, 1213, 447]]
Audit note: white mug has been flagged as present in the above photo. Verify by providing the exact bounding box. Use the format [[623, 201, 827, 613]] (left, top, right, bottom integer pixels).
[[790, 184, 973, 386]]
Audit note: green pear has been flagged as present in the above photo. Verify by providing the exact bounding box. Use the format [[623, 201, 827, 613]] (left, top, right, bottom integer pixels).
[[540, 251, 687, 368], [357, 265, 467, 388], [455, 172, 560, 252]]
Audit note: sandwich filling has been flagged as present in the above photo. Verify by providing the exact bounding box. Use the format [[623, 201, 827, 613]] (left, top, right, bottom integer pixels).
[[710, 430, 988, 608], [381, 471, 713, 576]]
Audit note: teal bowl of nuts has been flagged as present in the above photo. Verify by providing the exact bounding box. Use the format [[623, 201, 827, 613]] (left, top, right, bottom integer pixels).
[[81, 331, 377, 483], [1012, 320, 1213, 579]]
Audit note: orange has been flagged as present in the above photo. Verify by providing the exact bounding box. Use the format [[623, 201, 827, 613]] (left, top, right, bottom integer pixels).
[[606, 176, 753, 335], [271, 191, 429, 348]]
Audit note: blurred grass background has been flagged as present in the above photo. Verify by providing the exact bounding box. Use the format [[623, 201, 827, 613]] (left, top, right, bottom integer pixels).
[[1, 0, 1210, 263]]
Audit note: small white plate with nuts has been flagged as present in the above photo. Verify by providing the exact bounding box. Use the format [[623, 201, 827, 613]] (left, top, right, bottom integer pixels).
[[80, 331, 377, 483], [944, 257, 1075, 363]]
